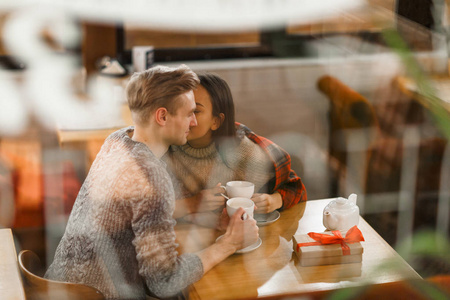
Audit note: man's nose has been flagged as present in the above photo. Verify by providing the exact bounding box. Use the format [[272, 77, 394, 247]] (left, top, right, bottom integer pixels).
[[190, 114, 198, 127]]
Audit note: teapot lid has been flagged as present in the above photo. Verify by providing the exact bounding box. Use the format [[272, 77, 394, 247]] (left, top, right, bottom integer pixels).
[[327, 197, 356, 211]]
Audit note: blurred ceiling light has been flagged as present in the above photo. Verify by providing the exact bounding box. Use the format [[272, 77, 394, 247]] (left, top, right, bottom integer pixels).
[[0, 0, 364, 32], [0, 75, 27, 135]]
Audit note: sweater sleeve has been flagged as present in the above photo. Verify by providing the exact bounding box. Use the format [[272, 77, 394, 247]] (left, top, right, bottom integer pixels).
[[236, 122, 308, 210], [129, 162, 204, 298], [226, 136, 275, 194]]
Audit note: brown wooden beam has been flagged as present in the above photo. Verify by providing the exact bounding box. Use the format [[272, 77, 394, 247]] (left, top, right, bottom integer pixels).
[[82, 22, 117, 75]]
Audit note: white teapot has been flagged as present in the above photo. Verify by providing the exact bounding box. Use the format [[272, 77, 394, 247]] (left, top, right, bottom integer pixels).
[[323, 194, 360, 231]]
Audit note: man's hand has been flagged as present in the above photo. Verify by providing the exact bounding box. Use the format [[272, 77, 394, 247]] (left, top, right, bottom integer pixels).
[[216, 208, 230, 231], [196, 207, 259, 273], [219, 207, 259, 251]]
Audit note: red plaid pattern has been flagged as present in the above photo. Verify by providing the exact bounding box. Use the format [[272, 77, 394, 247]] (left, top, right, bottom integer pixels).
[[236, 123, 307, 209]]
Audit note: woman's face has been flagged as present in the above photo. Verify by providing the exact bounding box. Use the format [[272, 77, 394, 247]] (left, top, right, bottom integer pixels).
[[187, 85, 221, 148]]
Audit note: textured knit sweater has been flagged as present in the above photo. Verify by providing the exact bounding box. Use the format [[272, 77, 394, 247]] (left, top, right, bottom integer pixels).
[[45, 127, 203, 300], [164, 134, 274, 200]]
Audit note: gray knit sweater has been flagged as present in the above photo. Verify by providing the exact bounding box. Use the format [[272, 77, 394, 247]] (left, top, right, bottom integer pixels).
[[45, 127, 203, 300], [164, 135, 274, 200]]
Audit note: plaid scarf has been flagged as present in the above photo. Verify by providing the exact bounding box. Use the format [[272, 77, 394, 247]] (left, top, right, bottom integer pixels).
[[236, 122, 307, 209]]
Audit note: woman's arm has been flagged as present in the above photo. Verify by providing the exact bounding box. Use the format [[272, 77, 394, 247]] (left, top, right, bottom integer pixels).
[[237, 122, 307, 210]]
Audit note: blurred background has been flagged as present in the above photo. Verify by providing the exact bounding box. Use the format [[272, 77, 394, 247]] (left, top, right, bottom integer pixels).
[[0, 0, 449, 283]]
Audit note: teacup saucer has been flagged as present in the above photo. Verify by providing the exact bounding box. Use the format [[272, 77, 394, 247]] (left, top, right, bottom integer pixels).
[[254, 210, 280, 226], [216, 235, 262, 254]]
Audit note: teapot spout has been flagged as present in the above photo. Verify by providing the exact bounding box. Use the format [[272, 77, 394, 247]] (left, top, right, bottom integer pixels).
[[323, 210, 339, 230]]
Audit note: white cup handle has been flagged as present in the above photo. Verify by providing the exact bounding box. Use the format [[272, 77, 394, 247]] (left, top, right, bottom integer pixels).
[[242, 212, 248, 220]]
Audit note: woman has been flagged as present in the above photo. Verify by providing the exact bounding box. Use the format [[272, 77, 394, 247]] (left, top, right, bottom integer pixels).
[[164, 72, 307, 219]]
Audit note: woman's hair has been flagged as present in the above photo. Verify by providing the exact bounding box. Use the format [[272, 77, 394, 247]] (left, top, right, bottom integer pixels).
[[126, 64, 199, 125], [197, 72, 236, 139]]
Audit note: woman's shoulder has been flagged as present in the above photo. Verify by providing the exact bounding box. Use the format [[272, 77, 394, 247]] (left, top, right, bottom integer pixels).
[[238, 134, 260, 151], [222, 132, 270, 168], [234, 123, 267, 153]]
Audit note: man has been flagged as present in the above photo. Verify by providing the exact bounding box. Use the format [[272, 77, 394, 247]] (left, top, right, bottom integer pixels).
[[45, 65, 259, 300]]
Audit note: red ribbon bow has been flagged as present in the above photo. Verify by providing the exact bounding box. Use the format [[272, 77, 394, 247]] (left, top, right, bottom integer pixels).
[[296, 225, 365, 255]]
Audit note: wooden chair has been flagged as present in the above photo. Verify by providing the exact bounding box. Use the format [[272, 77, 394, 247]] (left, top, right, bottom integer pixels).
[[317, 75, 426, 197], [317, 75, 381, 196], [18, 250, 105, 300]]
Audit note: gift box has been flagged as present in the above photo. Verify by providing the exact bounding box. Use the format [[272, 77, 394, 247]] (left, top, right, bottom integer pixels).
[[293, 226, 364, 267]]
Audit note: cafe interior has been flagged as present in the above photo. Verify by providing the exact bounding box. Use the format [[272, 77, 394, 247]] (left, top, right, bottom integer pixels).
[[1, 0, 449, 299]]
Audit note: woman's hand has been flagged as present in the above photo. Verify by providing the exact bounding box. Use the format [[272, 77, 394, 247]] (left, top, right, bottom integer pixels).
[[194, 183, 227, 213], [251, 192, 282, 214], [173, 183, 226, 219]]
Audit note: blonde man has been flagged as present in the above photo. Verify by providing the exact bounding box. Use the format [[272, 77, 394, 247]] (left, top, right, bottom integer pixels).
[[45, 65, 258, 300]]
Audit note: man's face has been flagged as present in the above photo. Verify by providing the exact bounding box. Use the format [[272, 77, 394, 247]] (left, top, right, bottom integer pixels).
[[165, 90, 197, 146]]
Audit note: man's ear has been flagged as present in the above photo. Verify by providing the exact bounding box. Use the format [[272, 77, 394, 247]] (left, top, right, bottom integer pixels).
[[211, 113, 225, 131], [155, 107, 168, 126]]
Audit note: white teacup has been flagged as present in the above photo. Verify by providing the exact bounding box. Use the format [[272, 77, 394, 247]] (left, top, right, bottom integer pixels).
[[226, 197, 255, 220], [223, 181, 254, 199]]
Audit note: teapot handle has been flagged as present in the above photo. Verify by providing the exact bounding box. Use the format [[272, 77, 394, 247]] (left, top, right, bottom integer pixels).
[[348, 193, 357, 204]]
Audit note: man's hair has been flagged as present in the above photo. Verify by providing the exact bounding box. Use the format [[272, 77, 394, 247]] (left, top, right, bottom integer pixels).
[[126, 64, 199, 125]]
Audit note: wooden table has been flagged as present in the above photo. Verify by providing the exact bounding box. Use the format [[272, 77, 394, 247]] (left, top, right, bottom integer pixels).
[[175, 199, 421, 300], [55, 104, 133, 174], [0, 228, 26, 300], [57, 104, 132, 148]]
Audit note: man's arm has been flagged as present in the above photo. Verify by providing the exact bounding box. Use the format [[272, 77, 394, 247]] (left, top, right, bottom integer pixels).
[[195, 207, 259, 273], [130, 167, 204, 299]]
